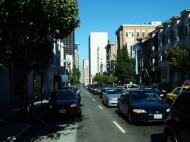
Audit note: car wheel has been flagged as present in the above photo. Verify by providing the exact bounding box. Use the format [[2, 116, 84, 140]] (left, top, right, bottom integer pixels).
[[128, 112, 133, 124], [165, 132, 178, 142]]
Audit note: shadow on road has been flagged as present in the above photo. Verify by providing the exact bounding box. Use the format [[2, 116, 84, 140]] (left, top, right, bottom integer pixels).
[[151, 133, 164, 142], [16, 114, 89, 142]]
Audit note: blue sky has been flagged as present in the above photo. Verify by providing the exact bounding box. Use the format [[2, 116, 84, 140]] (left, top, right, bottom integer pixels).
[[75, 0, 190, 66]]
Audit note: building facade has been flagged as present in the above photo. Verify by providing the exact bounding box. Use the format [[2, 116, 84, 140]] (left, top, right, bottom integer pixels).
[[105, 41, 117, 74], [157, 8, 190, 85], [83, 59, 89, 85], [74, 44, 80, 69], [62, 31, 75, 56], [89, 32, 108, 84], [115, 22, 161, 57]]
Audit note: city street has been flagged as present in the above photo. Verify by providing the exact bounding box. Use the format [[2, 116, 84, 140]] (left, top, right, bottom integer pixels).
[[18, 87, 164, 142]]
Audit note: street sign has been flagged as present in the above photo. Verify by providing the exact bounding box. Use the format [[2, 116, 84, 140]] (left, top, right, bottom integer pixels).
[[60, 75, 69, 82]]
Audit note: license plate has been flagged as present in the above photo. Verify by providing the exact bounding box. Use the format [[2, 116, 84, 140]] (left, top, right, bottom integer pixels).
[[154, 114, 162, 119], [59, 109, 66, 114]]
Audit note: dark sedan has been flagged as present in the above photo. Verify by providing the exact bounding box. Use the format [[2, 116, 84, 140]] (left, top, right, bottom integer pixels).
[[49, 89, 82, 117], [118, 90, 170, 124], [163, 91, 190, 142]]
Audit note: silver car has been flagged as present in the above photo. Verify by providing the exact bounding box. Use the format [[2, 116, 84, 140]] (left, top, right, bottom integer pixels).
[[102, 88, 122, 107]]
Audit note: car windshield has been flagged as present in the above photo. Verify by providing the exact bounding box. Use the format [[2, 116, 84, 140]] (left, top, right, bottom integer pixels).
[[128, 84, 139, 88], [55, 90, 76, 100], [107, 89, 121, 94], [131, 91, 162, 102]]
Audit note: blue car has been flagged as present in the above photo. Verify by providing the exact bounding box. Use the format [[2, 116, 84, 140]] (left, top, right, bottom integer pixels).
[[49, 89, 82, 117], [118, 90, 170, 124]]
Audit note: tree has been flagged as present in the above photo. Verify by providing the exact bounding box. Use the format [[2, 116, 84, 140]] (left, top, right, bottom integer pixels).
[[0, 0, 80, 120], [93, 73, 116, 84], [70, 65, 80, 85], [165, 46, 190, 81], [114, 44, 135, 84]]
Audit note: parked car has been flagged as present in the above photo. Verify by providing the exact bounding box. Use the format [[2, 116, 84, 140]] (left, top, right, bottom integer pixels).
[[163, 90, 190, 142], [61, 86, 81, 105], [165, 86, 190, 104], [117, 90, 170, 124], [48, 89, 82, 117], [102, 87, 122, 107]]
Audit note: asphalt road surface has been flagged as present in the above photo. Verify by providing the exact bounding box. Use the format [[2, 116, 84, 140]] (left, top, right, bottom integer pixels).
[[17, 87, 164, 142]]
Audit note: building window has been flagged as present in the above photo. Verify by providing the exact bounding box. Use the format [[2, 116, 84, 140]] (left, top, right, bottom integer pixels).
[[137, 32, 139, 37], [142, 32, 145, 37], [132, 32, 133, 37], [161, 68, 168, 80], [126, 32, 128, 37], [178, 26, 184, 39], [185, 25, 188, 37], [162, 34, 166, 45], [170, 30, 174, 42]]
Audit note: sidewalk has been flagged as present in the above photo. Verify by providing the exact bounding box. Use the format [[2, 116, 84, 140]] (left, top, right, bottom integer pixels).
[[0, 104, 33, 142]]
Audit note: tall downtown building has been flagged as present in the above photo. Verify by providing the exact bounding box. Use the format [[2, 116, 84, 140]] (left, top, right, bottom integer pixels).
[[83, 59, 89, 85], [89, 32, 108, 84]]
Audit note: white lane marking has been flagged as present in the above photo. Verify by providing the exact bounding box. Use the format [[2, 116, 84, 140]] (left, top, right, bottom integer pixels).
[[98, 105, 103, 110], [113, 121, 126, 133], [93, 98, 96, 101], [89, 95, 92, 98]]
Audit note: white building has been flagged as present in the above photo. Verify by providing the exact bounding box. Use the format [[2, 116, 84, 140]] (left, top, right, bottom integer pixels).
[[66, 55, 73, 73], [74, 44, 80, 69], [74, 50, 79, 69], [89, 32, 108, 84], [83, 59, 89, 85]]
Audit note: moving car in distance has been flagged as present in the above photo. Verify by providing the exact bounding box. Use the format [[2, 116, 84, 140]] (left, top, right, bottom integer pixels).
[[123, 83, 140, 91], [118, 90, 170, 124], [49, 89, 82, 117], [102, 87, 122, 107], [164, 90, 190, 142]]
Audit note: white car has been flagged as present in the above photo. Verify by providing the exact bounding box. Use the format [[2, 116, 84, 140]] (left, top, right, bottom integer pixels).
[[102, 88, 122, 107], [123, 83, 139, 91]]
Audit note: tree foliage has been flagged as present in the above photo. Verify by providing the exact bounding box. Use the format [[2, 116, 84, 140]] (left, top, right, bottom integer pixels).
[[0, 0, 80, 120], [93, 73, 116, 84], [114, 44, 135, 84], [165, 46, 190, 73], [69, 65, 80, 85]]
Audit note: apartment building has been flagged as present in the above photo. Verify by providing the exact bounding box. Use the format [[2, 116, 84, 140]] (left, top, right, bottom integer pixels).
[[89, 32, 108, 84], [157, 8, 190, 84], [115, 22, 161, 58]]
